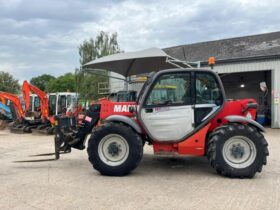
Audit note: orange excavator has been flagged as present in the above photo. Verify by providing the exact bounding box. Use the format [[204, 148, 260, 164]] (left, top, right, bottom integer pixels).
[[22, 80, 56, 134], [0, 91, 42, 133], [1, 81, 80, 134]]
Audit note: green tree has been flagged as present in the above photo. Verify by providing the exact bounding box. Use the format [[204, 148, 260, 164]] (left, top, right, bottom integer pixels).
[[77, 31, 121, 101], [30, 74, 55, 92], [48, 73, 76, 92], [0, 71, 20, 94], [79, 31, 121, 65]]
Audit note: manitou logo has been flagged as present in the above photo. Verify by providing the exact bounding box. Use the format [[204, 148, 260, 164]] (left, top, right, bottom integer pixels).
[[114, 105, 136, 112]]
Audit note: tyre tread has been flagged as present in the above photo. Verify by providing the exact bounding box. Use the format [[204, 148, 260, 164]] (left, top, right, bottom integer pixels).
[[206, 123, 269, 178], [87, 123, 143, 176]]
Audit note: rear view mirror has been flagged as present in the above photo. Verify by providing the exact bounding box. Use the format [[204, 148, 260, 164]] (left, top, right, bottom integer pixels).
[[260, 82, 267, 92]]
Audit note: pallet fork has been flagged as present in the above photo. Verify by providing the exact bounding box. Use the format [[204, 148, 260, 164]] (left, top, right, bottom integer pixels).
[[14, 104, 100, 162]]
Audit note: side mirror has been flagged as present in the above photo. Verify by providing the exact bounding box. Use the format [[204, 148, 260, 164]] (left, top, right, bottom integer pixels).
[[260, 82, 268, 92]]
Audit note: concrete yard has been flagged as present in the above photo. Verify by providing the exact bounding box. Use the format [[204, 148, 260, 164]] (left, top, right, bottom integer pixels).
[[0, 128, 279, 210]]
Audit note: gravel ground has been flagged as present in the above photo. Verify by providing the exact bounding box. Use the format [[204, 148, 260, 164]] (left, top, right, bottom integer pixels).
[[0, 128, 279, 210]]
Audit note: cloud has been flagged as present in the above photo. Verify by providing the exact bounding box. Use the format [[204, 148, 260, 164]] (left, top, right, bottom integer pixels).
[[90, 0, 280, 50], [0, 0, 280, 81]]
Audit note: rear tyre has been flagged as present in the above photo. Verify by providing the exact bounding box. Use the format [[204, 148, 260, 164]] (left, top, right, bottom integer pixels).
[[87, 123, 143, 176], [207, 124, 269, 178]]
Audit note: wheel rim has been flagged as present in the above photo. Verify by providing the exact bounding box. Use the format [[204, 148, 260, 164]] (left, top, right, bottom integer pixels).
[[222, 136, 257, 169], [98, 134, 129, 166]]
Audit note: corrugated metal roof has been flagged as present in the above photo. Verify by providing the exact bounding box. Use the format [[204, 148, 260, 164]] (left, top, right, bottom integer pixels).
[[163, 31, 280, 62]]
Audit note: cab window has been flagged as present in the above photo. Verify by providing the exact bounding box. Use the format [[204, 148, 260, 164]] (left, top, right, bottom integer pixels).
[[145, 73, 191, 106], [29, 96, 33, 111], [58, 95, 67, 114], [195, 73, 223, 105], [34, 97, 40, 110], [66, 95, 71, 107], [48, 95, 57, 115]]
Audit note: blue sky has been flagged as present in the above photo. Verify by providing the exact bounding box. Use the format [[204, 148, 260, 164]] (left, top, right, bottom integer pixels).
[[0, 0, 280, 81]]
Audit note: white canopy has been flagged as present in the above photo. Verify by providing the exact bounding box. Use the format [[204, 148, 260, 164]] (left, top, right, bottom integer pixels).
[[83, 47, 190, 77]]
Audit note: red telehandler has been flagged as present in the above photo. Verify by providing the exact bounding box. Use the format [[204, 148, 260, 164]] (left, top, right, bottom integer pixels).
[[53, 69, 268, 178], [21, 49, 269, 178]]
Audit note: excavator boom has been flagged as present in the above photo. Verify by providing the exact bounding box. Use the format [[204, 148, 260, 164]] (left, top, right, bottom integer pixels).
[[22, 81, 49, 119]]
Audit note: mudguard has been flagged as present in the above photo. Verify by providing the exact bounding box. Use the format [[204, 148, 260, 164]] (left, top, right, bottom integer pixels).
[[225, 115, 266, 133], [105, 115, 142, 133]]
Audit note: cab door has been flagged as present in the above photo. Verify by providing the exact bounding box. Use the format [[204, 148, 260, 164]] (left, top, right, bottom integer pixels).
[[34, 96, 40, 112], [139, 72, 194, 142], [48, 94, 57, 116], [139, 70, 225, 142], [194, 72, 224, 127], [58, 95, 67, 114]]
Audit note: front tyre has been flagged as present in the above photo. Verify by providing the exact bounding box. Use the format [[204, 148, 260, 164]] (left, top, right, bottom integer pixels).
[[87, 123, 143, 176], [207, 124, 269, 178]]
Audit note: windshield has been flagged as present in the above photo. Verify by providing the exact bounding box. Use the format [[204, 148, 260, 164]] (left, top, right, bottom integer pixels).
[[145, 73, 191, 106]]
